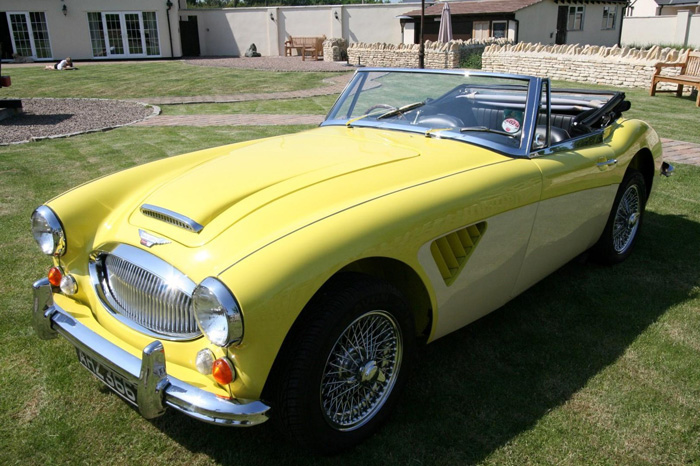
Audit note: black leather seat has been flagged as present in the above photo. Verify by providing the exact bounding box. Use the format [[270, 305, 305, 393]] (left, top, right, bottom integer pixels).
[[535, 125, 570, 144]]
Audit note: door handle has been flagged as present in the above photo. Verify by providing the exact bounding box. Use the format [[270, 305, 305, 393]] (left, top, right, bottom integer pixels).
[[596, 158, 618, 168]]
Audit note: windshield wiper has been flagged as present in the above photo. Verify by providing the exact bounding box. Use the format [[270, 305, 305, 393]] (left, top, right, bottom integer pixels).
[[377, 101, 426, 120], [459, 126, 518, 140]]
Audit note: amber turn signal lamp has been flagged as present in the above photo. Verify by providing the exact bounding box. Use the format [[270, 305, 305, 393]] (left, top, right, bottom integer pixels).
[[48, 266, 63, 287], [212, 358, 235, 385]]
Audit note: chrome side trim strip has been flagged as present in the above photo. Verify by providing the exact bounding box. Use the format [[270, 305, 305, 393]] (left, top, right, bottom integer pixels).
[[140, 204, 204, 233], [32, 278, 270, 426]]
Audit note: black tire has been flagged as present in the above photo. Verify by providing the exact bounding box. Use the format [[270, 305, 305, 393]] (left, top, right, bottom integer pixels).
[[272, 274, 415, 454], [591, 169, 647, 264]]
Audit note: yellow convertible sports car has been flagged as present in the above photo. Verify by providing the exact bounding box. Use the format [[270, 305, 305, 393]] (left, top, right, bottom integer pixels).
[[32, 69, 670, 453]]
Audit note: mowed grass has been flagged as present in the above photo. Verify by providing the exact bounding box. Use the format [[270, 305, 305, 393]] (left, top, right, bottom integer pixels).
[[161, 95, 339, 115], [1, 64, 699, 464], [1, 128, 700, 464], [2, 61, 343, 99]]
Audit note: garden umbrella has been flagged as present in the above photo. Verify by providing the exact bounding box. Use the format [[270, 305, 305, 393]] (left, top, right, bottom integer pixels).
[[437, 2, 453, 43]]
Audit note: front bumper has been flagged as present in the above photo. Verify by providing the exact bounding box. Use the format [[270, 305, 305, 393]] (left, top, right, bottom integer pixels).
[[32, 278, 270, 426]]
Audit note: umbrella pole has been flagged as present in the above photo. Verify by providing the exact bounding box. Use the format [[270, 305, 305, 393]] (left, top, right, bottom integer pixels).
[[419, 0, 425, 69]]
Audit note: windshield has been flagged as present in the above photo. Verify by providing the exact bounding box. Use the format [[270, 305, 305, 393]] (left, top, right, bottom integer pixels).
[[324, 70, 537, 154]]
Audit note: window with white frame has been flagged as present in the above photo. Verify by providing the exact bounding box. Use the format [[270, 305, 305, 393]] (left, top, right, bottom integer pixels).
[[7, 12, 53, 59], [602, 6, 617, 29], [567, 6, 585, 31], [492, 21, 508, 39], [87, 12, 160, 58]]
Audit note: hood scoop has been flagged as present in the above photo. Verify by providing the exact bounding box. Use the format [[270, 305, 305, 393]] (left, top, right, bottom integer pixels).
[[140, 204, 203, 233]]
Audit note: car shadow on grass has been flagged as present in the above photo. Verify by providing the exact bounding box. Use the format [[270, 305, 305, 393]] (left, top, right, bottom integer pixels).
[[143, 210, 698, 464]]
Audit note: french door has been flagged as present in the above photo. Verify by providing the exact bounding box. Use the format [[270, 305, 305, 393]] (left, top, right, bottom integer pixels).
[[88, 12, 160, 58], [6, 11, 52, 60]]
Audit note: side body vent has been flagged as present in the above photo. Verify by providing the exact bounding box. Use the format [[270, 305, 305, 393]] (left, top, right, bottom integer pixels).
[[430, 222, 487, 285], [140, 204, 203, 233]]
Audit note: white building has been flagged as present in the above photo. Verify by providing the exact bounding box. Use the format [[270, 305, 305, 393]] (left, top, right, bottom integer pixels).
[[626, 0, 700, 17], [402, 0, 628, 47], [1, 0, 635, 62], [1, 0, 181, 61]]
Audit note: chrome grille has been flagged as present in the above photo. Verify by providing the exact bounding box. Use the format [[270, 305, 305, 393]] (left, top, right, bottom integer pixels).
[[93, 245, 200, 340]]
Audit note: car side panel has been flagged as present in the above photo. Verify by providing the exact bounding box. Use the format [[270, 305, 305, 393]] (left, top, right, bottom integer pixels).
[[418, 203, 538, 340], [219, 158, 542, 399], [512, 185, 617, 295]]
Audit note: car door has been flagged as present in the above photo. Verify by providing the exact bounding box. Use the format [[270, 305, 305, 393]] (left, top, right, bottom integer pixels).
[[513, 82, 621, 295]]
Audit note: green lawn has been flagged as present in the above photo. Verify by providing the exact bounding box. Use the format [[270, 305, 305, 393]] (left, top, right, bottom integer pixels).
[[1, 64, 699, 464], [1, 124, 698, 464], [2, 62, 343, 99], [161, 95, 339, 115]]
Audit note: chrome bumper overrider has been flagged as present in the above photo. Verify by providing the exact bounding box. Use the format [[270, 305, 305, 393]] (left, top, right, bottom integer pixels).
[[32, 278, 270, 426]]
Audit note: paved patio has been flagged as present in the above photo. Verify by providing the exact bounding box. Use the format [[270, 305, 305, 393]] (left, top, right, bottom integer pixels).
[[660, 139, 700, 166]]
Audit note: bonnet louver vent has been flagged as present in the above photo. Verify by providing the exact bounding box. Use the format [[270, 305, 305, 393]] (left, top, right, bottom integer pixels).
[[140, 204, 203, 233], [430, 222, 486, 285]]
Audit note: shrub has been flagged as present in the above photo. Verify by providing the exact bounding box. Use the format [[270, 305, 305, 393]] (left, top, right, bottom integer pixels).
[[460, 50, 483, 70]]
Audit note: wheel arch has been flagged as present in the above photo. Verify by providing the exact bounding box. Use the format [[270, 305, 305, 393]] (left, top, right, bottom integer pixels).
[[260, 257, 433, 402], [336, 257, 433, 339], [627, 148, 654, 199]]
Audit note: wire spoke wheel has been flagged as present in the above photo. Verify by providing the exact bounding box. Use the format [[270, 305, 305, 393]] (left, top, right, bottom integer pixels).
[[320, 310, 402, 431], [612, 184, 641, 254]]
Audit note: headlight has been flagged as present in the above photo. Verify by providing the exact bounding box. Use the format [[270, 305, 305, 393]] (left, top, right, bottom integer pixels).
[[192, 277, 243, 347], [31, 206, 66, 256]]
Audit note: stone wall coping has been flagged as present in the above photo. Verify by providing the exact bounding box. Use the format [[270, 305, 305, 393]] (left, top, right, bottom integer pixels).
[[483, 42, 697, 64]]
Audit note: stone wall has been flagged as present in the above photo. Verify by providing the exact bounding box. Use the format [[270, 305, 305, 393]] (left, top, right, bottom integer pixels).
[[483, 42, 693, 90], [346, 38, 511, 69], [323, 38, 348, 62]]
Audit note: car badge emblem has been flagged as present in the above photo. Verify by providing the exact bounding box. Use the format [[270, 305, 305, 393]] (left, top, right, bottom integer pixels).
[[139, 229, 171, 248]]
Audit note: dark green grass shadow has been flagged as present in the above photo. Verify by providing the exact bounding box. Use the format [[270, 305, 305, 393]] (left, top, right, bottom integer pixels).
[[134, 209, 697, 464]]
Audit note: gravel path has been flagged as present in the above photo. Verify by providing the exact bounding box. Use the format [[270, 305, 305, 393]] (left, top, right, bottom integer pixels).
[[0, 99, 156, 145], [184, 56, 354, 72]]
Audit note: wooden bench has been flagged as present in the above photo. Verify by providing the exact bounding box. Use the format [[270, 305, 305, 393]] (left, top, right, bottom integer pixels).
[[650, 50, 700, 106], [285, 36, 325, 61]]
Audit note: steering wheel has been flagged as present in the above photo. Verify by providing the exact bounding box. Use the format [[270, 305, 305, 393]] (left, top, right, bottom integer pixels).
[[363, 104, 407, 120]]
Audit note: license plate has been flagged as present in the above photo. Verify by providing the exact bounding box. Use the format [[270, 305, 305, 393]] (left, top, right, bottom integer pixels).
[[77, 349, 138, 406]]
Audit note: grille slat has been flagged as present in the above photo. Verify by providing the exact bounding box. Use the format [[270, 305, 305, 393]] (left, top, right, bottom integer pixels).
[[100, 253, 199, 339]]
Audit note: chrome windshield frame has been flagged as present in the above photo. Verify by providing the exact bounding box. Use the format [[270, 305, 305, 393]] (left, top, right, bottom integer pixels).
[[321, 68, 545, 158]]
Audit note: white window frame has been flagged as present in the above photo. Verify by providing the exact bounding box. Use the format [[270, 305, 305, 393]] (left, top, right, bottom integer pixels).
[[567, 5, 585, 31], [491, 20, 508, 39], [602, 6, 617, 30], [89, 11, 161, 59], [6, 11, 53, 60]]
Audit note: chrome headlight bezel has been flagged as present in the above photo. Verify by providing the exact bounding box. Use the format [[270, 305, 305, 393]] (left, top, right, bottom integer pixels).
[[31, 205, 66, 256], [192, 277, 243, 347]]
